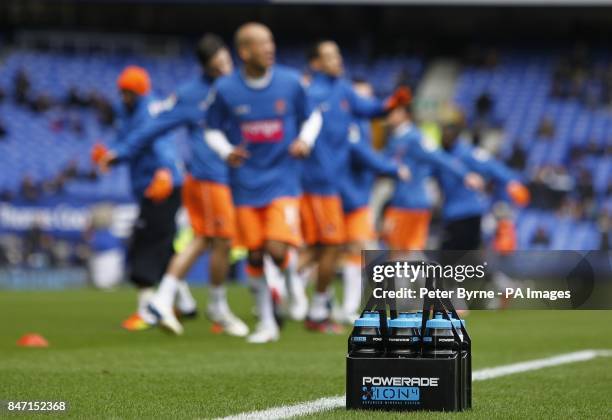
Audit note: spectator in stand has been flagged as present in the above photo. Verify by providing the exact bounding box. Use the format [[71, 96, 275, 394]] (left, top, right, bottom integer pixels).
[[0, 242, 8, 266], [20, 175, 40, 202], [603, 64, 612, 106], [0, 190, 14, 201], [86, 205, 125, 289], [69, 113, 85, 137], [471, 92, 500, 145], [30, 92, 54, 113], [65, 86, 91, 108], [91, 92, 115, 126], [575, 168, 595, 202], [23, 224, 57, 268], [14, 68, 31, 105], [598, 214, 610, 251], [507, 145, 527, 171], [0, 119, 7, 139], [531, 227, 551, 248], [530, 166, 574, 210], [536, 117, 556, 139], [584, 139, 605, 156]]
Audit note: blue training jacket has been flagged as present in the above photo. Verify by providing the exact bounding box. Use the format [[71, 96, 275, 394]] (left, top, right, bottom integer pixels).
[[112, 76, 226, 184], [302, 72, 387, 195], [434, 139, 519, 221], [339, 119, 399, 213], [384, 123, 468, 211], [112, 95, 183, 198]]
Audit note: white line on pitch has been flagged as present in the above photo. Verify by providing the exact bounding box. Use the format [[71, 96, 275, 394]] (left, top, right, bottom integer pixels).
[[218, 349, 612, 420]]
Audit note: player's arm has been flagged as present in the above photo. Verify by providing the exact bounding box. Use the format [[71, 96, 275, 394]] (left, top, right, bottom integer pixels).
[[289, 108, 322, 157], [349, 136, 409, 181], [108, 94, 191, 165], [144, 137, 177, 202], [462, 147, 530, 205], [289, 81, 322, 158], [347, 83, 412, 118], [412, 137, 484, 191], [346, 84, 386, 118], [203, 89, 249, 167]]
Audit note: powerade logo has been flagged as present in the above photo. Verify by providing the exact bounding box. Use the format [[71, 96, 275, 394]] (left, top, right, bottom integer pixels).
[[362, 377, 439, 387], [360, 377, 439, 405]]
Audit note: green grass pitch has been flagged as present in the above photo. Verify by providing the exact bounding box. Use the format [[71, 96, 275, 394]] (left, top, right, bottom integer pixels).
[[1, 287, 611, 419]]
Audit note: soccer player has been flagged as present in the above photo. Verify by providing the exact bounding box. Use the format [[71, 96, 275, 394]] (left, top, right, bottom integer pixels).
[[91, 66, 183, 331], [336, 79, 411, 323], [382, 103, 485, 252], [95, 35, 248, 337], [299, 40, 410, 331], [205, 23, 322, 343], [435, 106, 529, 250]]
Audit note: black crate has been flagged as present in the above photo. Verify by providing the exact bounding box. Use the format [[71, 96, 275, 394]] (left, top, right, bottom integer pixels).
[[346, 265, 471, 412], [347, 353, 466, 411]]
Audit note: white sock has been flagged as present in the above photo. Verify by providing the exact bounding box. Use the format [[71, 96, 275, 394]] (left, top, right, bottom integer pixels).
[[250, 274, 276, 328], [342, 261, 362, 315], [308, 291, 331, 321], [137, 287, 156, 324], [155, 274, 179, 308], [264, 255, 287, 301], [286, 249, 307, 303], [209, 285, 229, 315], [176, 280, 197, 313]]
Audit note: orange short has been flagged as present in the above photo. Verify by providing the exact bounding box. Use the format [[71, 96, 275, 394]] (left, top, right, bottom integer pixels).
[[300, 194, 346, 245], [182, 175, 236, 239], [383, 208, 432, 250], [344, 207, 376, 243], [236, 196, 301, 250]]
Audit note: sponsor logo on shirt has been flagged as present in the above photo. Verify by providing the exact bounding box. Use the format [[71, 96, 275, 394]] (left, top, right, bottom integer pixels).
[[275, 99, 286, 114], [240, 119, 284, 143], [234, 104, 251, 115]]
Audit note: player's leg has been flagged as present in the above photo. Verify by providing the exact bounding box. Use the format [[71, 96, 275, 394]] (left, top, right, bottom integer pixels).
[[341, 244, 362, 323], [206, 236, 249, 336], [338, 207, 376, 324], [441, 215, 482, 251], [383, 208, 431, 252], [236, 205, 278, 343], [440, 215, 482, 312], [405, 210, 432, 252], [284, 247, 309, 321], [246, 248, 279, 343], [147, 235, 207, 334], [122, 205, 156, 331], [301, 195, 345, 332], [127, 189, 181, 332], [165, 236, 205, 316], [148, 175, 209, 334], [305, 243, 343, 327], [203, 181, 248, 336], [282, 197, 325, 320], [245, 197, 303, 342]]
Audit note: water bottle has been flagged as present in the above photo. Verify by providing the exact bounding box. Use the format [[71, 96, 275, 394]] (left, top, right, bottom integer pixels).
[[450, 315, 466, 343], [422, 312, 458, 358], [349, 311, 383, 357], [387, 312, 420, 358]]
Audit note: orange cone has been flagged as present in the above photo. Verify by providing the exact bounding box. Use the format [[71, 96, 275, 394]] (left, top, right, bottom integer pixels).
[[17, 333, 49, 348]]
